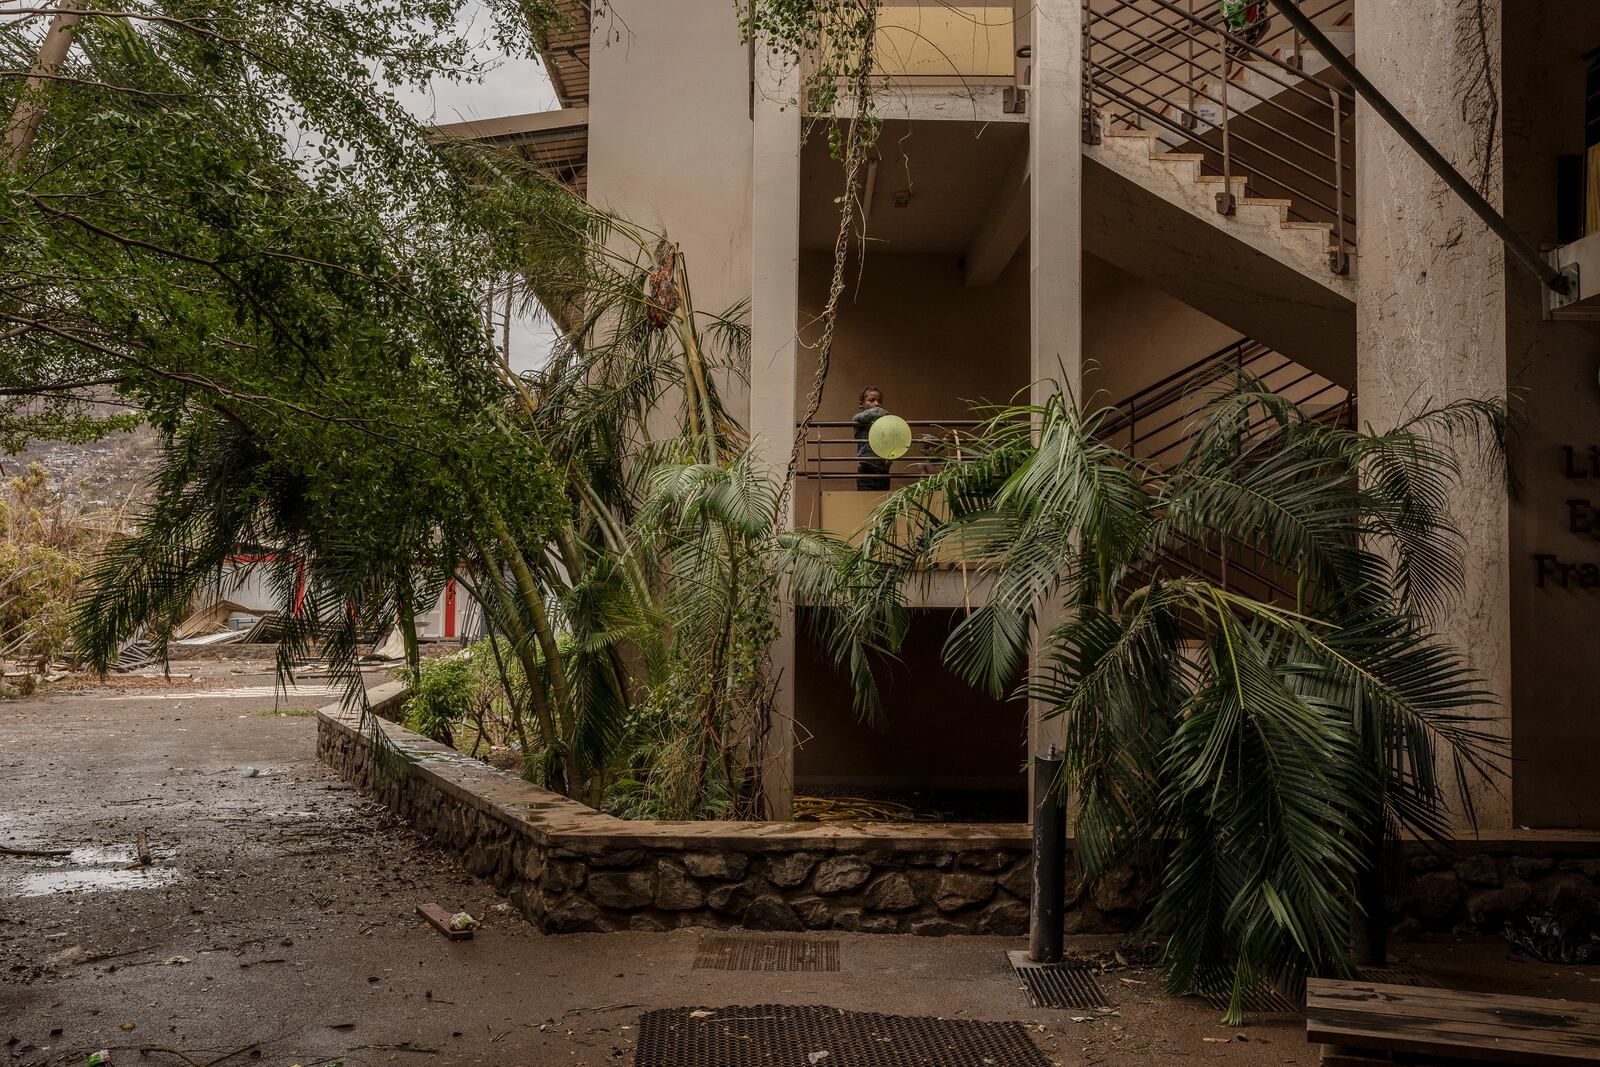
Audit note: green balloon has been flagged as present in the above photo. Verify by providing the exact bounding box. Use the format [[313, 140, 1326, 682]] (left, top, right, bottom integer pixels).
[[868, 414, 912, 460]]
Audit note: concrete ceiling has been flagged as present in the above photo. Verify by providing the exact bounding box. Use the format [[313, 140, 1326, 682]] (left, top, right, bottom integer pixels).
[[799, 119, 1029, 258]]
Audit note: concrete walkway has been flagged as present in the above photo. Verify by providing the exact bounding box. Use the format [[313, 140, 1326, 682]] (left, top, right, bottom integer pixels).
[[0, 667, 1591, 1066]]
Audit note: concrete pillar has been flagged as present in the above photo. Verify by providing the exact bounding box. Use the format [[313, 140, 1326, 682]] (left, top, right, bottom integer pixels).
[[1027, 0, 1084, 786], [1356, 0, 1512, 832], [750, 48, 802, 820]]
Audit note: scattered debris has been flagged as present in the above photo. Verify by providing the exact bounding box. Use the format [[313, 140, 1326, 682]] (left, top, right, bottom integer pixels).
[[416, 902, 475, 941], [88, 1051, 110, 1066], [243, 767, 260, 778], [133, 830, 152, 868], [0, 843, 73, 858]]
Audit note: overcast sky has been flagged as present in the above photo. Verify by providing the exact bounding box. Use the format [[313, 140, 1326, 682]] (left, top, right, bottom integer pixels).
[[392, 8, 563, 373]]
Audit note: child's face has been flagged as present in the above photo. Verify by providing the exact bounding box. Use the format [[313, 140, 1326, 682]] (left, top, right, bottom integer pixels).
[[860, 390, 883, 409]]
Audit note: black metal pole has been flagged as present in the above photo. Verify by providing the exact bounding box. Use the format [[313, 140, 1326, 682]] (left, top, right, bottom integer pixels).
[[1269, 0, 1570, 295], [1029, 745, 1066, 964]]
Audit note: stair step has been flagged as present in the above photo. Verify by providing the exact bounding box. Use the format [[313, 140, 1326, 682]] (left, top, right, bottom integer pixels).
[[1158, 153, 1207, 163]]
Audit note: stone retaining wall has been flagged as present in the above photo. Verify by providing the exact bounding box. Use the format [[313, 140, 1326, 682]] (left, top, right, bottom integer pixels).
[[319, 686, 1067, 935], [1396, 843, 1600, 936], [321, 684, 1600, 937]]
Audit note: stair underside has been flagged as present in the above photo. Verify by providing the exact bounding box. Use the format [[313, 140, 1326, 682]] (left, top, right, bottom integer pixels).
[[1082, 131, 1356, 386]]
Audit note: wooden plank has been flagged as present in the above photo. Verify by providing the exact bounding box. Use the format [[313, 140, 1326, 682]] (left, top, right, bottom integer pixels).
[[416, 902, 473, 941], [1309, 982, 1600, 1026], [1306, 982, 1600, 1067], [1308, 994, 1600, 1035]]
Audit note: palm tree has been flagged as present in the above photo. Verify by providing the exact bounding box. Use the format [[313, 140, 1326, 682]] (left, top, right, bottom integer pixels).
[[67, 144, 803, 814], [813, 374, 1509, 1020]]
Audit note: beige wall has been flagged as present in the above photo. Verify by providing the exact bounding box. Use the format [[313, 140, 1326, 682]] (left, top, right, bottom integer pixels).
[[586, 0, 756, 420], [1356, 0, 1511, 831], [1504, 4, 1600, 828], [1081, 253, 1241, 408], [795, 250, 1032, 420]]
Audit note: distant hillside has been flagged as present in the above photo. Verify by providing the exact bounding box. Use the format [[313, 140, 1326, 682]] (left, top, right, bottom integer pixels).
[[3, 423, 161, 516]]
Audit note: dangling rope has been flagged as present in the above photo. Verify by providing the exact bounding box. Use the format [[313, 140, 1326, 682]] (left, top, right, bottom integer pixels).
[[776, 1, 880, 527]]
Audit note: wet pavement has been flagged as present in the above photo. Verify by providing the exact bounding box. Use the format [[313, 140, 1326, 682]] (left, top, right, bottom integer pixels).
[[1, 666, 1594, 1066]]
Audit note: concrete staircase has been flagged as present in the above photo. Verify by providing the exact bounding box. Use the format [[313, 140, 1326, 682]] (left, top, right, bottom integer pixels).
[[1083, 119, 1356, 385], [1082, 1, 1358, 385]]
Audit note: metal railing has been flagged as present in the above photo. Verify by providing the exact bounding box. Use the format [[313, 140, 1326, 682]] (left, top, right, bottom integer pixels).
[[1084, 0, 1356, 273], [795, 418, 986, 483], [1101, 335, 1351, 468]]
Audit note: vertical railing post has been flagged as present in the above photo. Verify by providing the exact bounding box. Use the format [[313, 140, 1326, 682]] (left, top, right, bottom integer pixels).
[[1184, 0, 1198, 130], [1329, 84, 1349, 274], [1215, 26, 1236, 215], [1082, 0, 1101, 143], [1029, 745, 1067, 964]]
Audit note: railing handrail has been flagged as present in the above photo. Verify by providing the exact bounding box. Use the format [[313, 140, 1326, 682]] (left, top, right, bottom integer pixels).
[[1267, 0, 1569, 296], [1085, 0, 1355, 269], [1097, 0, 1355, 106]]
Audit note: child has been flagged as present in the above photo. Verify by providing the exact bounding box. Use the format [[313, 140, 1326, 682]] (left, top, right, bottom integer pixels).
[[853, 386, 891, 491]]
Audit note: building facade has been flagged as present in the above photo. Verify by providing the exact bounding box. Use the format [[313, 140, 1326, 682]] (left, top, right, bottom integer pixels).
[[471, 0, 1600, 830]]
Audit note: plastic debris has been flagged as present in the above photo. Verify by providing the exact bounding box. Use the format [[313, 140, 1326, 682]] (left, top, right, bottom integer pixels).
[[1504, 908, 1600, 964], [87, 1052, 111, 1066]]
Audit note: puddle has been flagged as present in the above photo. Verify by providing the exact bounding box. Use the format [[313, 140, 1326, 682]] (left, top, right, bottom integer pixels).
[[14, 866, 182, 896]]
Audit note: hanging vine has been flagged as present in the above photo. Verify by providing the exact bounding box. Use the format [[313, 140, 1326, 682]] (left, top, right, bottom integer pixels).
[[737, 0, 884, 520]]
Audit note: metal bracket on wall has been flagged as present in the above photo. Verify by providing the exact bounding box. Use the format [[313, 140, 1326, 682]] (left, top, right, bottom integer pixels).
[[1003, 86, 1028, 114], [1081, 106, 1101, 145], [1545, 260, 1584, 321], [1329, 248, 1350, 276]]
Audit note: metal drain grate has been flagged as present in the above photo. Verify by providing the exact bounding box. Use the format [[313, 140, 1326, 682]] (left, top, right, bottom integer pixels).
[[1198, 983, 1302, 1015], [635, 1005, 1051, 1067], [693, 936, 840, 972], [1359, 966, 1439, 988], [1007, 950, 1110, 1009]]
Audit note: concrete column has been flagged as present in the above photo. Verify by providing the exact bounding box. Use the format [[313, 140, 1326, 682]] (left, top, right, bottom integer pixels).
[[1356, 0, 1512, 832], [750, 47, 802, 820], [1027, 0, 1084, 784]]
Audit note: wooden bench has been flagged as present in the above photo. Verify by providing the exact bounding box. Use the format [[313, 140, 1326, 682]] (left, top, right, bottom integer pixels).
[[1307, 979, 1600, 1067]]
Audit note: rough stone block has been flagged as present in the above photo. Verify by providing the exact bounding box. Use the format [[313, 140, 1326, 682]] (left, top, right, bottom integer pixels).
[[628, 914, 669, 933], [764, 852, 820, 889], [743, 895, 805, 932], [682, 851, 749, 881], [813, 857, 873, 895], [1410, 871, 1463, 925], [1558, 858, 1600, 879], [1454, 853, 1501, 888], [997, 861, 1031, 900], [544, 859, 586, 894], [1510, 856, 1555, 881], [791, 896, 834, 930], [654, 861, 706, 911], [976, 899, 1029, 936], [934, 873, 996, 913], [1533, 873, 1600, 910], [1092, 866, 1143, 913], [911, 918, 967, 937], [857, 914, 901, 934], [589, 849, 646, 870], [864, 873, 918, 912], [1465, 883, 1532, 927], [958, 850, 1011, 872], [588, 870, 655, 910], [546, 898, 602, 933]]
